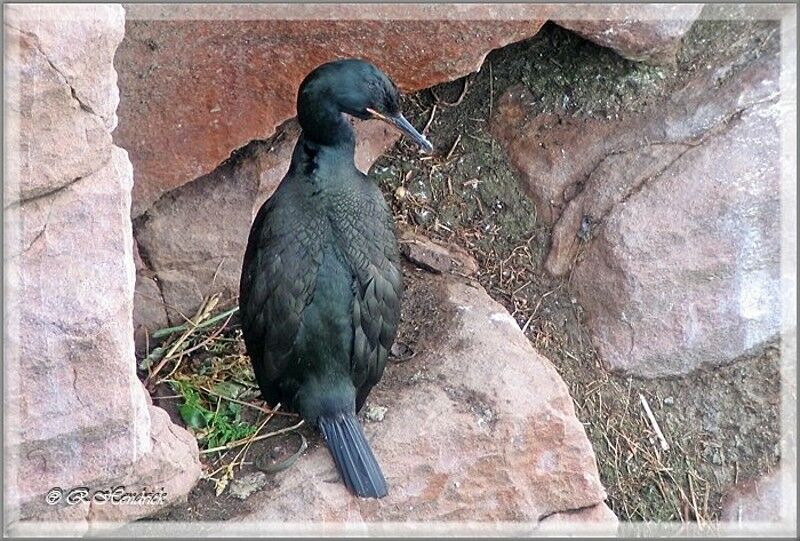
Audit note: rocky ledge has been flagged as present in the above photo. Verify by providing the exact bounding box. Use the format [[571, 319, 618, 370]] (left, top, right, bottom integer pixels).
[[231, 244, 616, 532]]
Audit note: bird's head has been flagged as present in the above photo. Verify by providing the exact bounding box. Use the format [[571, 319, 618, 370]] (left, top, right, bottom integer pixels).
[[297, 58, 434, 153]]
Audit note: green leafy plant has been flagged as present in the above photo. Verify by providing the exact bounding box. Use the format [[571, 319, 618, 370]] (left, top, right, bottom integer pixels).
[[170, 379, 258, 451]]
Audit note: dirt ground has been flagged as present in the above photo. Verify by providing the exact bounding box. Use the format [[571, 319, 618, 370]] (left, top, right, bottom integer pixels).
[[142, 14, 782, 524]]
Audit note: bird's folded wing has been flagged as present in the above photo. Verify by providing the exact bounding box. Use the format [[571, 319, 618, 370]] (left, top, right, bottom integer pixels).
[[240, 188, 325, 382], [329, 196, 403, 394]]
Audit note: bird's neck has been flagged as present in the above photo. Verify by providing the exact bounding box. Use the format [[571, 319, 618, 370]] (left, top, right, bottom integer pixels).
[[289, 131, 356, 180], [297, 99, 357, 150]]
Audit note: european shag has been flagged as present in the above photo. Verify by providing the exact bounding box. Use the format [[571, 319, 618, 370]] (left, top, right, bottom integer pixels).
[[239, 59, 433, 498]]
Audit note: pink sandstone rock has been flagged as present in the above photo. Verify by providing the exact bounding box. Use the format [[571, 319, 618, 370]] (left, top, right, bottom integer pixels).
[[491, 40, 781, 377], [397, 227, 480, 276], [4, 4, 200, 532], [721, 464, 796, 525], [4, 4, 116, 204], [540, 501, 619, 533], [556, 4, 704, 65], [235, 272, 614, 526]]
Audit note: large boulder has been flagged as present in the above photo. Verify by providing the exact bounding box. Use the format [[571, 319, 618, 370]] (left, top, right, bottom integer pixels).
[[236, 267, 616, 530], [4, 5, 200, 532], [491, 35, 781, 376], [132, 118, 399, 334], [114, 4, 548, 216], [4, 4, 116, 205], [556, 4, 703, 65]]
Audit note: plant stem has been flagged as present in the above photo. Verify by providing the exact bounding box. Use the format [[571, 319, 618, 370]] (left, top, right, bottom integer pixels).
[[152, 306, 239, 339], [201, 419, 305, 455]]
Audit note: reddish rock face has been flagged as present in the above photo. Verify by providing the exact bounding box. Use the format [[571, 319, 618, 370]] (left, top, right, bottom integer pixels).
[[556, 4, 704, 65], [492, 39, 782, 377], [115, 8, 548, 216], [235, 271, 615, 528]]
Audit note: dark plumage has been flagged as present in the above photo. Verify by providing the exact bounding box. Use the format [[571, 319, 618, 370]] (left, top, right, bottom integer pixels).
[[239, 59, 432, 498]]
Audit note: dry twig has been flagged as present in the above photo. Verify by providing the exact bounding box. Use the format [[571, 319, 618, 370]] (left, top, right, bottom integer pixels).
[[639, 392, 670, 451], [201, 419, 305, 455]]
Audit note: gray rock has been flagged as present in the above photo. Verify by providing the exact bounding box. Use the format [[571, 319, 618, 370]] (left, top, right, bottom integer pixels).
[[229, 472, 268, 501], [492, 38, 781, 377], [556, 4, 703, 65], [364, 404, 388, 423]]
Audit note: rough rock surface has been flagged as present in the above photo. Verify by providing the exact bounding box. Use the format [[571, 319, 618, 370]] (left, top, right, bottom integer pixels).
[[721, 464, 795, 524], [4, 5, 200, 531], [539, 502, 619, 533], [236, 271, 616, 528], [492, 42, 781, 377], [85, 406, 201, 528], [397, 228, 479, 276], [4, 4, 119, 205], [114, 5, 548, 216], [133, 238, 169, 355], [556, 4, 704, 65], [132, 118, 399, 334]]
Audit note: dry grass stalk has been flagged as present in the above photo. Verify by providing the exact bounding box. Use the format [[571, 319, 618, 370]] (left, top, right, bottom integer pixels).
[[639, 392, 670, 451], [201, 419, 305, 455]]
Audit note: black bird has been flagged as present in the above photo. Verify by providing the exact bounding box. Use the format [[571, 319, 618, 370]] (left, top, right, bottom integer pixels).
[[239, 59, 433, 498]]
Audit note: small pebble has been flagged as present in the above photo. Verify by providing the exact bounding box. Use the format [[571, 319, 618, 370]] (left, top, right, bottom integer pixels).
[[663, 396, 674, 406], [365, 404, 388, 422], [414, 209, 433, 225], [229, 472, 267, 500]]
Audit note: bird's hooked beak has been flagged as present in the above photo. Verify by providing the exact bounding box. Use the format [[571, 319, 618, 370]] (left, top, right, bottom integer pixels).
[[366, 108, 434, 154]]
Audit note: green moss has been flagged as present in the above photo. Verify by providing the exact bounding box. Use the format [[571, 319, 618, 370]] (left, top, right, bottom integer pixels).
[[515, 24, 668, 118]]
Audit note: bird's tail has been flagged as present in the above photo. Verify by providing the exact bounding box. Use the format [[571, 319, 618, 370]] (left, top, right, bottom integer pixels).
[[318, 412, 387, 498]]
